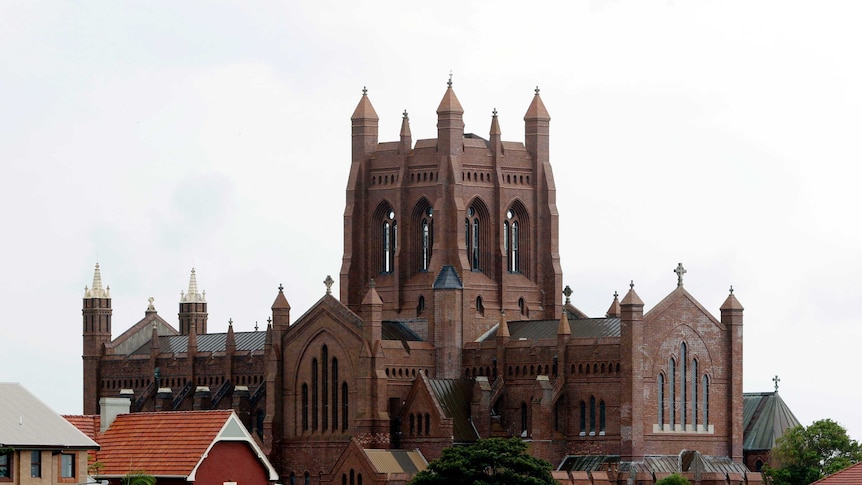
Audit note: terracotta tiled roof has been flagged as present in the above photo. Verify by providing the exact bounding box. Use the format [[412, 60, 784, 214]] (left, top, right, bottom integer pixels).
[[62, 415, 101, 441], [812, 462, 862, 484], [96, 410, 233, 477]]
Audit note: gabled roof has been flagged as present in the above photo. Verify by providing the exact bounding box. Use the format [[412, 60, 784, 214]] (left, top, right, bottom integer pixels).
[[480, 317, 620, 341], [426, 379, 477, 442], [812, 461, 862, 484], [742, 391, 801, 451], [130, 331, 266, 355], [0, 383, 99, 449], [94, 410, 277, 480], [364, 449, 428, 474], [644, 286, 721, 328]]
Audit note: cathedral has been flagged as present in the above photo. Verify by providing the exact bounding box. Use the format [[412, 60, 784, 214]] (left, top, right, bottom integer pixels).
[[82, 83, 760, 484]]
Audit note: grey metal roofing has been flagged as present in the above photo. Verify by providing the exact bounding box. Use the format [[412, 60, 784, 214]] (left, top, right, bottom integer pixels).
[[364, 449, 427, 474], [0, 383, 99, 449], [382, 321, 424, 341], [433, 265, 463, 289], [743, 391, 801, 451], [480, 317, 620, 342], [558, 452, 749, 475], [426, 379, 477, 442], [131, 331, 267, 355]]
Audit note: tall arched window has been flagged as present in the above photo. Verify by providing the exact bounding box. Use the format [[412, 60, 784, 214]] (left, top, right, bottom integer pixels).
[[579, 400, 586, 434], [589, 396, 596, 434], [504, 202, 529, 276], [680, 343, 687, 428], [409, 414, 415, 435], [420, 206, 433, 271], [425, 413, 430, 435], [332, 357, 339, 431], [301, 384, 309, 431], [342, 382, 349, 430], [520, 402, 528, 434], [702, 375, 709, 427], [692, 358, 698, 429], [658, 373, 665, 430], [599, 400, 606, 433], [373, 203, 397, 274], [311, 359, 319, 431], [465, 203, 486, 271], [322, 347, 329, 430], [669, 358, 676, 427]]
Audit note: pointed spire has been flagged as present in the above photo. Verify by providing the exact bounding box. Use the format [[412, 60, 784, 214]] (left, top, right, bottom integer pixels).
[[362, 279, 383, 306], [606, 291, 621, 318], [721, 286, 744, 311], [85, 263, 110, 298], [181, 268, 206, 303], [524, 86, 550, 121], [351, 86, 379, 120], [400, 110, 412, 138], [226, 318, 236, 349], [490, 108, 501, 136], [557, 309, 571, 336], [272, 283, 291, 310], [621, 280, 644, 306], [436, 79, 464, 114], [497, 310, 510, 338]]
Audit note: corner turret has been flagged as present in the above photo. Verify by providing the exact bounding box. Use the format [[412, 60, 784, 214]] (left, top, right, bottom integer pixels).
[[179, 268, 207, 336]]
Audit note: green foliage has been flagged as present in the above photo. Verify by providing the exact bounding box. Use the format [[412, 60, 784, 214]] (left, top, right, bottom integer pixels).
[[656, 473, 690, 485], [407, 437, 556, 485], [121, 471, 156, 485], [764, 419, 862, 485]]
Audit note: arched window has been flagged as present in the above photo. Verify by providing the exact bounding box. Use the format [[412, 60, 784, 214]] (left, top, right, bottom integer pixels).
[[680, 343, 687, 428], [476, 295, 484, 316], [322, 347, 329, 431], [373, 203, 397, 274], [409, 414, 415, 435], [342, 382, 349, 430], [658, 373, 665, 430], [669, 358, 676, 427], [332, 357, 339, 431], [599, 400, 606, 433], [692, 358, 698, 429], [518, 297, 526, 316], [579, 401, 586, 434], [520, 402, 528, 434], [417, 295, 425, 316], [425, 413, 430, 435], [465, 202, 488, 272], [504, 203, 529, 276], [301, 384, 309, 431], [589, 396, 596, 434], [304, 472, 310, 485], [311, 359, 319, 431], [342, 474, 347, 485], [290, 472, 296, 485], [702, 375, 709, 427]]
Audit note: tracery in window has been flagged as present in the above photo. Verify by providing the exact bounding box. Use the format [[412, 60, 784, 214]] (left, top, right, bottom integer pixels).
[[680, 343, 687, 427], [332, 358, 339, 431], [464, 200, 490, 273], [322, 346, 329, 430], [669, 357, 676, 426], [692, 358, 698, 428], [504, 202, 529, 275], [312, 358, 319, 430], [373, 202, 398, 274], [658, 373, 665, 430], [702, 375, 709, 427]]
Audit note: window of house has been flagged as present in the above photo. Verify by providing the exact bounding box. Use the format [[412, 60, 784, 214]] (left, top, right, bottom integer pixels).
[[31, 450, 41, 478], [60, 453, 75, 479], [0, 451, 11, 478]]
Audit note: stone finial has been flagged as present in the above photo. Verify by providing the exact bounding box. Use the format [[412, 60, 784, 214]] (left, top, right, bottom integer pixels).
[[729, 285, 734, 294], [255, 321, 259, 331], [535, 86, 540, 95], [563, 285, 573, 304], [362, 86, 367, 96], [773, 375, 780, 392], [674, 263, 686, 287], [181, 268, 206, 303], [147, 297, 156, 312], [403, 109, 409, 120], [85, 263, 110, 298], [447, 70, 453, 88], [324, 275, 334, 294]]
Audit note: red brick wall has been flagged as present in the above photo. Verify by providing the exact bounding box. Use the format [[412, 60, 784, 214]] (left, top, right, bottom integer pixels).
[[193, 441, 271, 484]]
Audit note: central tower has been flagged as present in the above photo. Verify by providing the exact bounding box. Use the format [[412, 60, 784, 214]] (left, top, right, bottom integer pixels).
[[340, 83, 562, 376]]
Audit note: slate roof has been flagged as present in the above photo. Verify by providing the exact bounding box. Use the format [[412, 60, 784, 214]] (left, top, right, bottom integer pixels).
[[480, 317, 620, 341], [742, 391, 801, 451], [812, 461, 862, 484], [0, 383, 99, 449], [426, 379, 477, 442], [364, 449, 428, 474], [382, 321, 424, 341], [433, 265, 463, 289], [558, 452, 750, 475], [131, 331, 266, 355]]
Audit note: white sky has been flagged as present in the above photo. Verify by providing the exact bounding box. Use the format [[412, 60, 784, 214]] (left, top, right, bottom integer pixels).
[[2, 0, 860, 442]]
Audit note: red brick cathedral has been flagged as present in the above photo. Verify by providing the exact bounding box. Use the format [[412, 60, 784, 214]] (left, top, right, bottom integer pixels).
[[83, 83, 759, 484]]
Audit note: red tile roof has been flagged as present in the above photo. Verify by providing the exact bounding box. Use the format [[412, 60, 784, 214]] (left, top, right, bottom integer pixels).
[[63, 415, 101, 441], [95, 410, 233, 477], [812, 462, 862, 484]]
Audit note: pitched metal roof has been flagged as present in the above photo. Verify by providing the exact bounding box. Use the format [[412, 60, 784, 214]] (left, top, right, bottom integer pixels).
[[426, 379, 477, 442], [480, 317, 620, 341], [742, 391, 801, 451], [433, 266, 463, 289], [382, 321, 424, 341], [131, 331, 267, 355], [364, 449, 428, 474], [0, 383, 99, 449], [558, 452, 749, 475]]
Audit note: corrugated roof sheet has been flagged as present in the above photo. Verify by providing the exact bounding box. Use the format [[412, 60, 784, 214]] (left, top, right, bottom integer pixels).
[[426, 379, 477, 442], [364, 449, 428, 474], [480, 317, 620, 341], [382, 321, 424, 341], [96, 410, 233, 477], [743, 391, 801, 451], [131, 331, 266, 355], [0, 383, 99, 449], [812, 461, 862, 484], [559, 452, 749, 475]]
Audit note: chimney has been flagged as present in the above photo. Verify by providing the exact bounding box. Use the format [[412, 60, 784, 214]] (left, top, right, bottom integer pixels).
[[99, 397, 131, 432]]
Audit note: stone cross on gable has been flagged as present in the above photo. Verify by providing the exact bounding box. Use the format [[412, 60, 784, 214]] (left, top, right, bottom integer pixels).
[[324, 275, 334, 294], [675, 263, 687, 287], [773, 375, 780, 392], [563, 285, 573, 304]]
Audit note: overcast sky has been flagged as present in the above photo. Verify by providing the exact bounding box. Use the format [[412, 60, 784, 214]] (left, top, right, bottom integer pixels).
[[2, 1, 860, 442]]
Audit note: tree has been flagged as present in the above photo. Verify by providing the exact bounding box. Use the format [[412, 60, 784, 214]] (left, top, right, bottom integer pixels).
[[656, 473, 690, 485], [408, 437, 556, 485], [764, 418, 862, 485], [121, 471, 156, 485]]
